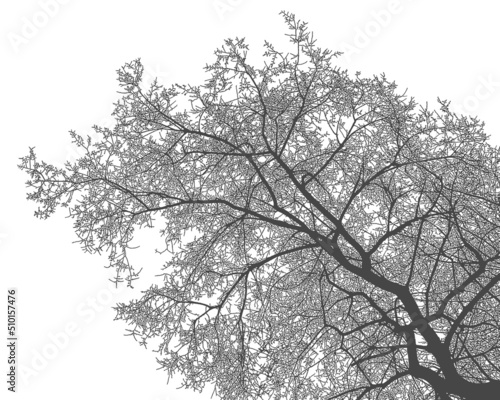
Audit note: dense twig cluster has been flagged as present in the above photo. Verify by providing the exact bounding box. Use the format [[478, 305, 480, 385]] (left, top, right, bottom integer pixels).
[[19, 11, 500, 400]]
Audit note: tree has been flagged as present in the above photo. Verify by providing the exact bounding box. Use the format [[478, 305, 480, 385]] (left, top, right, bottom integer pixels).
[[19, 11, 500, 400]]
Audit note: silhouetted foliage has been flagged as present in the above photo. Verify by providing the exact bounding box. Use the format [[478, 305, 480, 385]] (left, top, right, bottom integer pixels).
[[19, 12, 500, 400]]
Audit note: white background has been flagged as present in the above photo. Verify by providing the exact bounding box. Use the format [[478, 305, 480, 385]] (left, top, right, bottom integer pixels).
[[1, 1, 500, 399]]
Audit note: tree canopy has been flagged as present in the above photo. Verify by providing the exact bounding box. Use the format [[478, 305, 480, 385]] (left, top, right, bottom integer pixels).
[[19, 11, 500, 400]]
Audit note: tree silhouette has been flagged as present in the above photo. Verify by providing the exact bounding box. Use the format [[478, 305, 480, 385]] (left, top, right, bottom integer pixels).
[[19, 12, 500, 400]]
